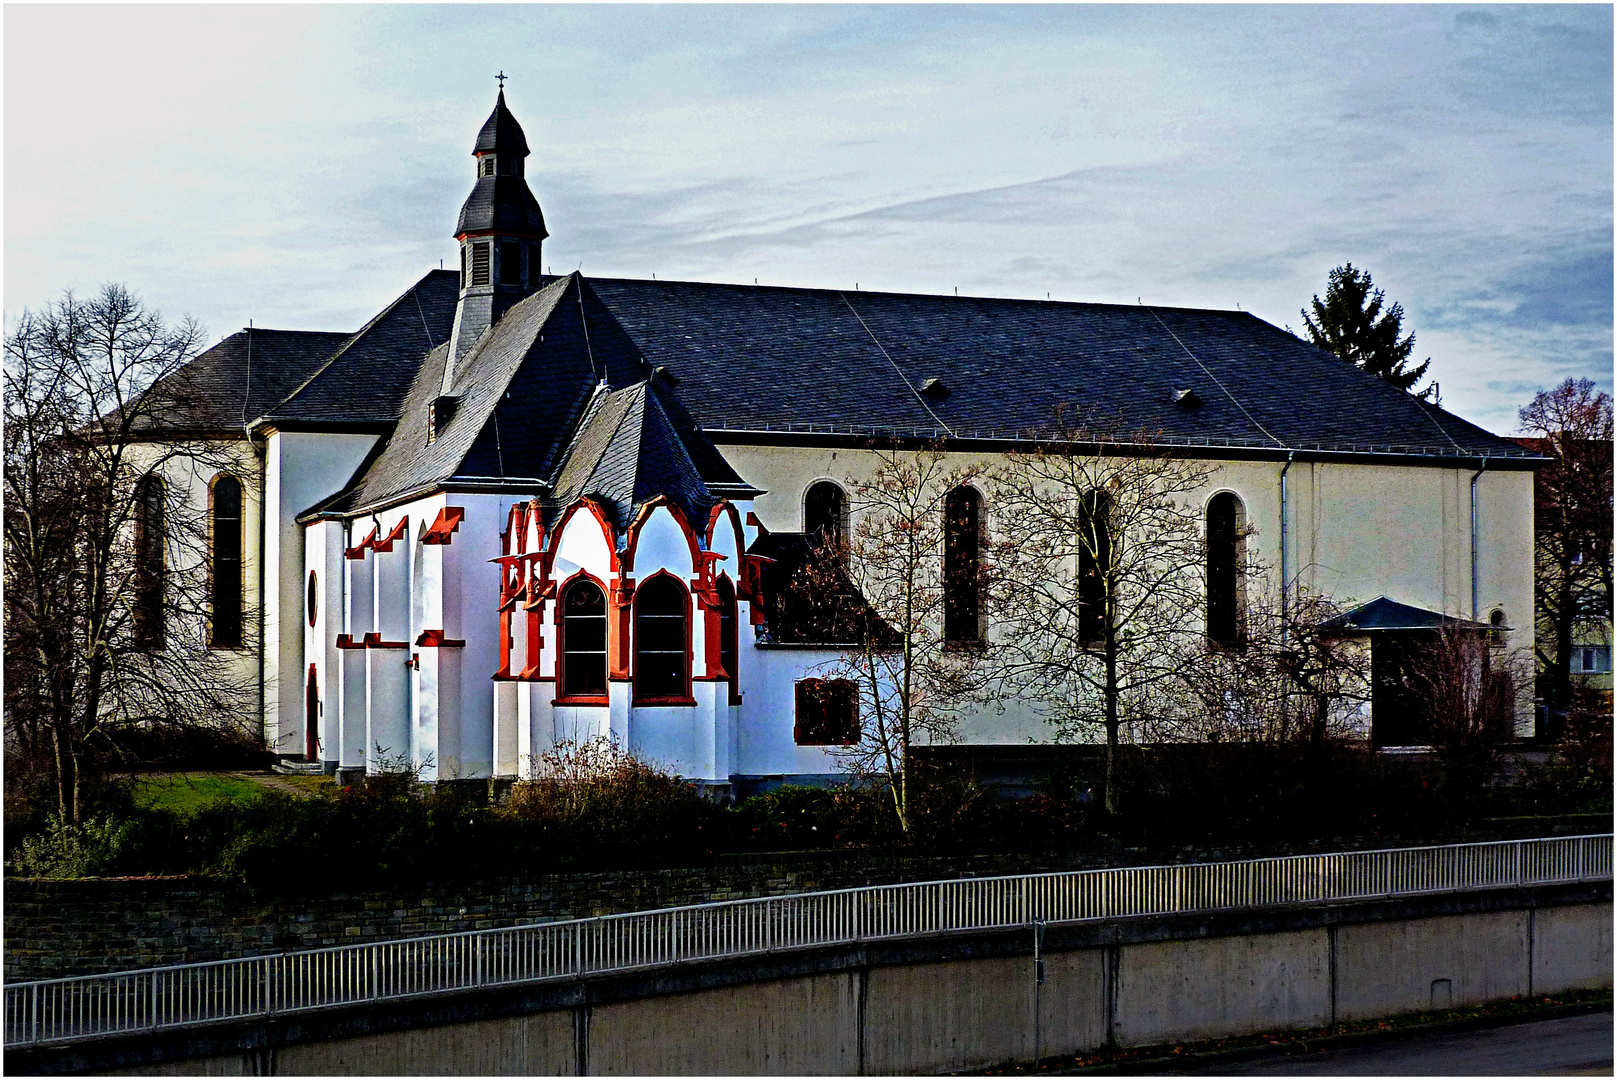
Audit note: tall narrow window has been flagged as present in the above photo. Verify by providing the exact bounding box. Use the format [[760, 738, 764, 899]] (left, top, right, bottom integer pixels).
[[943, 486, 982, 643], [1077, 490, 1111, 645], [1206, 492, 1244, 647], [211, 475, 243, 648], [634, 575, 689, 702], [470, 242, 491, 286], [805, 481, 846, 550], [133, 474, 165, 649], [560, 579, 608, 699], [716, 575, 740, 705]]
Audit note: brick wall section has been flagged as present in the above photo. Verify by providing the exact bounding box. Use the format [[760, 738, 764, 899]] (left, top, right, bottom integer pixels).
[[5, 850, 1127, 982]]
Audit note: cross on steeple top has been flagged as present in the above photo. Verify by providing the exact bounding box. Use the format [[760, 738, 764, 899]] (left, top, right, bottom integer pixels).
[[496, 71, 507, 90]]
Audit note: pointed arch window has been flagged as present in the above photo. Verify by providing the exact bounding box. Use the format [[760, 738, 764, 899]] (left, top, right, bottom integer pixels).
[[804, 481, 846, 551], [1077, 490, 1111, 645], [133, 474, 166, 650], [210, 475, 244, 648], [634, 574, 690, 703], [943, 485, 982, 644], [1206, 492, 1245, 647], [560, 578, 609, 700], [716, 575, 740, 705]]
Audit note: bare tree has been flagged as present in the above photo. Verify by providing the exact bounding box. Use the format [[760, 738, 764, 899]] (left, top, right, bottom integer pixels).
[[4, 285, 255, 823], [989, 424, 1212, 816], [1152, 581, 1370, 745], [1517, 379, 1613, 718], [1405, 627, 1526, 799], [802, 446, 993, 838]]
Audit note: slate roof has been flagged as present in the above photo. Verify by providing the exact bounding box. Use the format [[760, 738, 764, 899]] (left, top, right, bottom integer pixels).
[[474, 91, 529, 157], [1318, 596, 1495, 634], [456, 176, 547, 240], [578, 279, 1531, 460], [307, 274, 739, 520], [265, 270, 458, 427], [549, 378, 753, 533], [129, 328, 352, 436]]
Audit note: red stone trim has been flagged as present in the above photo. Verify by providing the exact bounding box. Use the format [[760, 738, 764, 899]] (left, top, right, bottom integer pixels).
[[415, 629, 466, 648], [370, 518, 408, 554], [345, 527, 378, 560], [421, 506, 466, 545], [362, 632, 410, 649]]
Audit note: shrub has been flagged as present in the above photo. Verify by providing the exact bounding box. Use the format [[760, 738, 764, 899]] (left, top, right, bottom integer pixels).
[[504, 739, 722, 862], [9, 814, 134, 877], [732, 785, 846, 848]]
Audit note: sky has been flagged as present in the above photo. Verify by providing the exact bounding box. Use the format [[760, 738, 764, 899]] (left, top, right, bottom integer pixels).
[[4, 4, 1611, 435]]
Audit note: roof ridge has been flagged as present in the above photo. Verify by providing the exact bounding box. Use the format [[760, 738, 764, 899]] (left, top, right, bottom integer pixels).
[[561, 274, 1252, 317]]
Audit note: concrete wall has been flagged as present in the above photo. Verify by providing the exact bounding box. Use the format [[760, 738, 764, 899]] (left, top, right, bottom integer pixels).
[[70, 893, 1609, 1077]]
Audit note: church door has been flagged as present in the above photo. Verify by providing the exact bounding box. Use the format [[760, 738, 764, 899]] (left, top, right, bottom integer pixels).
[[305, 665, 320, 761]]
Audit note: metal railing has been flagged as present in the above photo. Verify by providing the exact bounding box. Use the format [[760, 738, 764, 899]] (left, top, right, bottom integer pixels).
[[6, 834, 1608, 1049]]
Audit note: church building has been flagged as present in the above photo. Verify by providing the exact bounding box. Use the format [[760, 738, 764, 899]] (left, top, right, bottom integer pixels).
[[136, 91, 1539, 789]]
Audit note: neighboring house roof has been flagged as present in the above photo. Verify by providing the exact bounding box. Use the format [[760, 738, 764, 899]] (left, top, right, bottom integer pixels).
[[581, 278, 1532, 460], [1318, 596, 1496, 634], [128, 328, 353, 437], [263, 270, 459, 427]]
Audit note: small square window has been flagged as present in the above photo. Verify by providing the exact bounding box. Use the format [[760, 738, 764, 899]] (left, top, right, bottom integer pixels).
[[794, 679, 860, 745]]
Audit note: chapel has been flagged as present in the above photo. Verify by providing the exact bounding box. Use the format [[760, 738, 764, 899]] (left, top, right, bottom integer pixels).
[[134, 90, 1539, 790]]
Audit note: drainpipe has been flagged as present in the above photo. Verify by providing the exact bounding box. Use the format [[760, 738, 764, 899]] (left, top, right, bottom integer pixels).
[[1470, 458, 1487, 621], [1279, 451, 1296, 636]]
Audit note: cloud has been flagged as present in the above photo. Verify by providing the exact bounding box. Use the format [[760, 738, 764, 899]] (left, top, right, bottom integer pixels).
[[4, 5, 1609, 435]]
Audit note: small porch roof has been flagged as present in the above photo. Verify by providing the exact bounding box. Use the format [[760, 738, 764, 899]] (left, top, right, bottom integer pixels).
[[1318, 596, 1498, 635]]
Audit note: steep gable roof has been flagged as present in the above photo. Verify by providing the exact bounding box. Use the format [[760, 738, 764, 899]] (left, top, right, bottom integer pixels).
[[306, 274, 663, 517], [549, 379, 755, 534]]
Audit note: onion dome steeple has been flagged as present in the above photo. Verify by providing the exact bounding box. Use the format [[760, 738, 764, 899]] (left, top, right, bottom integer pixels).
[[448, 83, 549, 363]]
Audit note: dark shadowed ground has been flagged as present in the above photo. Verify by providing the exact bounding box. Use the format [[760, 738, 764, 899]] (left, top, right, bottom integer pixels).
[[1184, 1010, 1613, 1076]]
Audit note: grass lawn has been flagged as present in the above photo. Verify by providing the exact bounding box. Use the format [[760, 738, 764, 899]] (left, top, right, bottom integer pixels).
[[132, 773, 266, 815]]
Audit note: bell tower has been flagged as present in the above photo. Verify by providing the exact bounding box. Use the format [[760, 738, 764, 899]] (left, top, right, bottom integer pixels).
[[447, 81, 548, 363]]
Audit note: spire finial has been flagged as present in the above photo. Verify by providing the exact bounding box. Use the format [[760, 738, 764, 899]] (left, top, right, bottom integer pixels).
[[496, 70, 507, 91]]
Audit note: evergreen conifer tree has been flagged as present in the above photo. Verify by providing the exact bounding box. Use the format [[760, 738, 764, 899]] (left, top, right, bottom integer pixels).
[[1300, 263, 1432, 397]]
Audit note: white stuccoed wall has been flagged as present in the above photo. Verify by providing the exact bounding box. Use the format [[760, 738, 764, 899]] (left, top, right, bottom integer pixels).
[[263, 430, 380, 757]]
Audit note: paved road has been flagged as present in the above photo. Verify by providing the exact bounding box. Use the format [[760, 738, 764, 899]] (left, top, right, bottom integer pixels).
[[1185, 1010, 1613, 1076]]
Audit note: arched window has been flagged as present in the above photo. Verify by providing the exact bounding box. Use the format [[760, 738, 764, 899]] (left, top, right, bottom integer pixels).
[[307, 570, 319, 628], [210, 475, 243, 648], [1206, 492, 1245, 647], [133, 474, 165, 650], [1077, 490, 1111, 645], [943, 486, 982, 644], [560, 578, 608, 699], [804, 481, 846, 550], [635, 574, 689, 703], [716, 575, 740, 705]]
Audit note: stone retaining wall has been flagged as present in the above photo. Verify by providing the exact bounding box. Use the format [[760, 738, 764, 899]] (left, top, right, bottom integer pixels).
[[5, 849, 1120, 982]]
